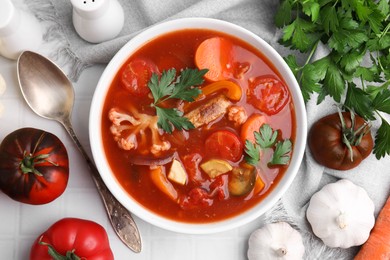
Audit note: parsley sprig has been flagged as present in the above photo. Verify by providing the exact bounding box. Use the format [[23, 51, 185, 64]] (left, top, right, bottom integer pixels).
[[275, 0, 390, 159], [148, 68, 208, 133], [244, 124, 292, 166]]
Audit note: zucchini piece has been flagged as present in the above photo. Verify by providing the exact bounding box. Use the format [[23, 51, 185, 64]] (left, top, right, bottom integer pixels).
[[228, 163, 256, 196], [200, 159, 233, 178]]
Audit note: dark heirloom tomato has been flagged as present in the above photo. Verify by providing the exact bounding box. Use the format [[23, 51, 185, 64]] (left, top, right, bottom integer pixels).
[[308, 112, 373, 170], [30, 218, 114, 260], [0, 128, 69, 204]]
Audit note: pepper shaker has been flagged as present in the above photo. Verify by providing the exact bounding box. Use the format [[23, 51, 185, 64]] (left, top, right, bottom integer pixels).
[[71, 0, 125, 43], [0, 0, 42, 60]]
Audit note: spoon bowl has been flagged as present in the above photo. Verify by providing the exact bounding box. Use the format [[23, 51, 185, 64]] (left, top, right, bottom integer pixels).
[[17, 51, 142, 253], [17, 51, 74, 122]]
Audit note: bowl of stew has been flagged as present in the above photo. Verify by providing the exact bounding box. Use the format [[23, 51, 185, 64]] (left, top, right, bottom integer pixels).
[[89, 18, 307, 234]]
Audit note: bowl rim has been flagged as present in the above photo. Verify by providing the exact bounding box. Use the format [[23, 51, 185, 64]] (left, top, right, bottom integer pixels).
[[89, 17, 307, 234]]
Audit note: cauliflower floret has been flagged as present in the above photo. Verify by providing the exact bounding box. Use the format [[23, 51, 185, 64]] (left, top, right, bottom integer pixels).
[[227, 105, 247, 126], [109, 108, 140, 126], [151, 141, 171, 155], [108, 107, 171, 156], [118, 133, 137, 150]]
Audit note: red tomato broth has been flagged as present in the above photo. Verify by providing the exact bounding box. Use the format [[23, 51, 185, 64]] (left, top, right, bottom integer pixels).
[[101, 29, 296, 223]]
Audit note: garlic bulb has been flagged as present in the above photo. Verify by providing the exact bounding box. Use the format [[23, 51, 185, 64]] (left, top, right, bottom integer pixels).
[[306, 179, 375, 248], [247, 222, 305, 260]]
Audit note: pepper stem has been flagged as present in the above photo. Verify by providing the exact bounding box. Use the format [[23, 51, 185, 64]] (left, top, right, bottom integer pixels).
[[38, 236, 81, 260]]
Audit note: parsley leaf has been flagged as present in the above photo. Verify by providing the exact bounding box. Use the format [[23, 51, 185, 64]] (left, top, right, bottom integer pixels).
[[300, 63, 322, 101], [373, 89, 390, 114], [282, 18, 319, 52], [244, 140, 261, 166], [270, 140, 292, 166], [344, 83, 375, 120], [374, 119, 390, 159], [148, 68, 207, 133], [155, 107, 194, 132], [321, 5, 339, 34], [148, 69, 176, 101], [244, 124, 292, 166], [254, 124, 278, 148], [277, 0, 390, 160], [170, 68, 207, 101], [275, 0, 292, 27], [323, 57, 345, 102]]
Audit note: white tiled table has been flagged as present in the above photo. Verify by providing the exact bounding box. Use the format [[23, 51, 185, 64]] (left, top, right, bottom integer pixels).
[[0, 56, 263, 259]]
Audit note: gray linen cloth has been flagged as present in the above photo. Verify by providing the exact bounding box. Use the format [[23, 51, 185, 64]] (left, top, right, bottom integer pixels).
[[26, 0, 390, 259]]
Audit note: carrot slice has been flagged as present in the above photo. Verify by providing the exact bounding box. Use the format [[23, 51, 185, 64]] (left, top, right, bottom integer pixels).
[[241, 113, 267, 143], [253, 174, 265, 194], [195, 37, 234, 82], [200, 80, 242, 101], [150, 166, 178, 201], [354, 196, 390, 260]]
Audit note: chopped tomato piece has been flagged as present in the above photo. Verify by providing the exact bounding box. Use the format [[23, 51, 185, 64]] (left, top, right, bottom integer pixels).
[[121, 58, 159, 97], [209, 174, 229, 201], [182, 153, 205, 185], [205, 130, 243, 162], [247, 76, 289, 115], [179, 188, 213, 210], [156, 54, 186, 73]]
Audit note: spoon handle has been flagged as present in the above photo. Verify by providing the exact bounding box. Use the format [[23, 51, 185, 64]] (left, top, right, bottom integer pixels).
[[61, 117, 142, 253]]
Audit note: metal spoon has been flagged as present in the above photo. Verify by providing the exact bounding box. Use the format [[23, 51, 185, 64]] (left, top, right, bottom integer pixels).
[[17, 51, 142, 253]]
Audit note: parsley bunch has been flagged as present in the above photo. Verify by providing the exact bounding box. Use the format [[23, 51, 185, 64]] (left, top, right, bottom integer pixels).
[[148, 68, 208, 133], [245, 124, 292, 166], [275, 0, 390, 159]]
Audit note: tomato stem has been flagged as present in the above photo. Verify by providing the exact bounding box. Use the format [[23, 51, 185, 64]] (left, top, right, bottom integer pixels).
[[338, 108, 371, 162], [20, 151, 58, 176]]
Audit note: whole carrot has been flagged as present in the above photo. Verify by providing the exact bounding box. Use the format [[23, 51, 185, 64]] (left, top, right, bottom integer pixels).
[[354, 196, 390, 260]]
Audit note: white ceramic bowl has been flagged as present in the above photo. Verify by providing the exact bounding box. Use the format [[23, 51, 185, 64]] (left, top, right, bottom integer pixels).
[[89, 17, 307, 234]]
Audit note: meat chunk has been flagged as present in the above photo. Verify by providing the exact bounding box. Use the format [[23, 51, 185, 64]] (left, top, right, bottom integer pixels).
[[185, 95, 232, 128], [227, 105, 247, 126]]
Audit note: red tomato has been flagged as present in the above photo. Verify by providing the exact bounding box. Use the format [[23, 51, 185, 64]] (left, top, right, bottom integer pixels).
[[247, 76, 289, 115], [121, 58, 159, 97], [0, 128, 69, 205], [308, 112, 373, 170], [205, 130, 243, 162], [209, 174, 229, 201], [30, 218, 114, 260], [179, 187, 212, 210], [181, 153, 205, 185], [156, 54, 187, 73]]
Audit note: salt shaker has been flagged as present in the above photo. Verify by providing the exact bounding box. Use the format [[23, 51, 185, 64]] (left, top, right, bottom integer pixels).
[[0, 0, 42, 60], [71, 0, 124, 44]]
